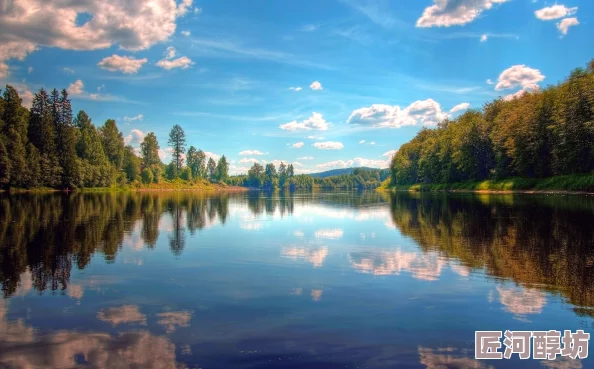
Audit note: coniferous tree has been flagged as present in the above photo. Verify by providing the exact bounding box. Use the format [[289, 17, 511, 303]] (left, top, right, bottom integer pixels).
[[1, 86, 28, 187], [168, 124, 186, 172], [54, 89, 80, 188], [122, 145, 141, 182]]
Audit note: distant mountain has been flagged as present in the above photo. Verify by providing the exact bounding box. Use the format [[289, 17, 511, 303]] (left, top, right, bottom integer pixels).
[[309, 167, 381, 178]]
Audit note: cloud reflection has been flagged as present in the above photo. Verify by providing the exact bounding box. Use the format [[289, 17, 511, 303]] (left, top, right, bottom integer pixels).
[[157, 311, 192, 333], [496, 286, 546, 317], [418, 346, 492, 369], [349, 249, 446, 281], [314, 228, 344, 239], [282, 246, 329, 268], [97, 305, 147, 326]]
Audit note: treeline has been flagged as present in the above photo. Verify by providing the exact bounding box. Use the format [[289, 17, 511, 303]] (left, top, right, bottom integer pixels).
[[0, 85, 230, 190], [230, 164, 389, 190], [390, 60, 594, 186]]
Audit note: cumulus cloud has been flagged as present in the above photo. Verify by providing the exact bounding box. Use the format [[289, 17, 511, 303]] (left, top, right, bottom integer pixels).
[[557, 17, 579, 35], [535, 5, 577, 20], [348, 99, 448, 128], [124, 129, 145, 146], [383, 150, 398, 160], [450, 102, 470, 113], [124, 114, 144, 122], [239, 150, 265, 155], [416, 0, 510, 28], [98, 55, 147, 74], [316, 157, 389, 170], [503, 84, 540, 101], [280, 112, 329, 131], [495, 65, 545, 91], [0, 0, 193, 77], [292, 142, 304, 148], [156, 46, 194, 70], [67, 79, 84, 95], [309, 81, 323, 90], [289, 86, 303, 91], [239, 158, 259, 164], [486, 78, 494, 85], [313, 141, 343, 150]]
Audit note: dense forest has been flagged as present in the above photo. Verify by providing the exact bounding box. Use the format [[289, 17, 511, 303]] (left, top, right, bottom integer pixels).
[[228, 166, 389, 190], [0, 85, 230, 190], [389, 60, 594, 187]]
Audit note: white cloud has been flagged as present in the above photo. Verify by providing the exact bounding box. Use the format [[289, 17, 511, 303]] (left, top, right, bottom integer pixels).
[[289, 86, 303, 91], [557, 17, 579, 35], [158, 147, 174, 162], [156, 56, 194, 70], [181, 30, 191, 37], [292, 142, 304, 148], [13, 83, 34, 108], [480, 34, 488, 42], [239, 150, 265, 156], [348, 99, 448, 128], [124, 114, 144, 122], [297, 156, 314, 160], [309, 81, 323, 90], [306, 135, 324, 140], [67, 79, 84, 95], [503, 84, 540, 101], [383, 150, 398, 159], [124, 129, 145, 146], [316, 157, 389, 170], [535, 5, 577, 20], [156, 46, 194, 70], [486, 78, 494, 85], [416, 0, 510, 28], [63, 67, 75, 75], [359, 140, 366, 144], [280, 112, 329, 131], [0, 0, 193, 77], [370, 141, 376, 145], [495, 65, 545, 91], [313, 141, 343, 150], [239, 158, 260, 164], [98, 55, 147, 74], [27, 66, 33, 73], [450, 102, 470, 113]]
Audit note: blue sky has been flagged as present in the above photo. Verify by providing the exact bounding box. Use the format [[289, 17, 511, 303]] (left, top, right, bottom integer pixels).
[[1, 0, 592, 174]]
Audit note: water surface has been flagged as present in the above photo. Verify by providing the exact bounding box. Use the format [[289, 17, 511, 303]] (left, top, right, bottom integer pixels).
[[1, 191, 593, 368]]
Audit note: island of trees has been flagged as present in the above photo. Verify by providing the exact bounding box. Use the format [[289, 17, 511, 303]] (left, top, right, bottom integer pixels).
[[388, 59, 594, 192]]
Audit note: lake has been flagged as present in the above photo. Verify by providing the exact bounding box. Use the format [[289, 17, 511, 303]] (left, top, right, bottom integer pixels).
[[0, 191, 593, 369]]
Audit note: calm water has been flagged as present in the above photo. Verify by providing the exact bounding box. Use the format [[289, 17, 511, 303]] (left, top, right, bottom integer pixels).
[[1, 191, 593, 369]]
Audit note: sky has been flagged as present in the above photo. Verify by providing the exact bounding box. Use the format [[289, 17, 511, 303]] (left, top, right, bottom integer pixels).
[[0, 0, 592, 175]]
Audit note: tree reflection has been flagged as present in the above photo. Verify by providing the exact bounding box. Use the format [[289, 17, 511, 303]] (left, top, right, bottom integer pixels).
[[0, 192, 233, 297], [386, 192, 594, 310]]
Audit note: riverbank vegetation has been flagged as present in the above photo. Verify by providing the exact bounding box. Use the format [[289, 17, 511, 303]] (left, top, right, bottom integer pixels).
[[0, 86, 231, 191], [388, 59, 594, 192], [229, 165, 389, 190]]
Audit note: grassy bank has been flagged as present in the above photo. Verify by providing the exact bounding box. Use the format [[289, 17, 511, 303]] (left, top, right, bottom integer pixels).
[[2, 179, 249, 193], [383, 174, 594, 194]]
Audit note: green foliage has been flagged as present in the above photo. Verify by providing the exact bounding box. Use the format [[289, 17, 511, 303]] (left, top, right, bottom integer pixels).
[[180, 167, 193, 181], [207, 158, 216, 181], [215, 155, 229, 183], [141, 167, 154, 184], [390, 59, 594, 187], [100, 119, 125, 170], [123, 146, 141, 182], [166, 162, 177, 180]]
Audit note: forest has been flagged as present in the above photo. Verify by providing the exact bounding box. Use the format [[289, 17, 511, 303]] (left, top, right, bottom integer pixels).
[[389, 59, 594, 190], [0, 86, 230, 190], [228, 166, 389, 190]]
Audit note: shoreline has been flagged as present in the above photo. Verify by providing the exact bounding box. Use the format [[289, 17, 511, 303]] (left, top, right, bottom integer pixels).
[[0, 185, 250, 194], [383, 188, 594, 196]]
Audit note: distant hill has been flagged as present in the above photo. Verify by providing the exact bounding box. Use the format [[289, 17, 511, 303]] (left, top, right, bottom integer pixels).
[[309, 167, 381, 178]]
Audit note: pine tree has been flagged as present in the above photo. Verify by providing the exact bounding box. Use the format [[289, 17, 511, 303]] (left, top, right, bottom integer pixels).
[[168, 124, 186, 172], [54, 89, 80, 189], [1, 86, 28, 187]]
